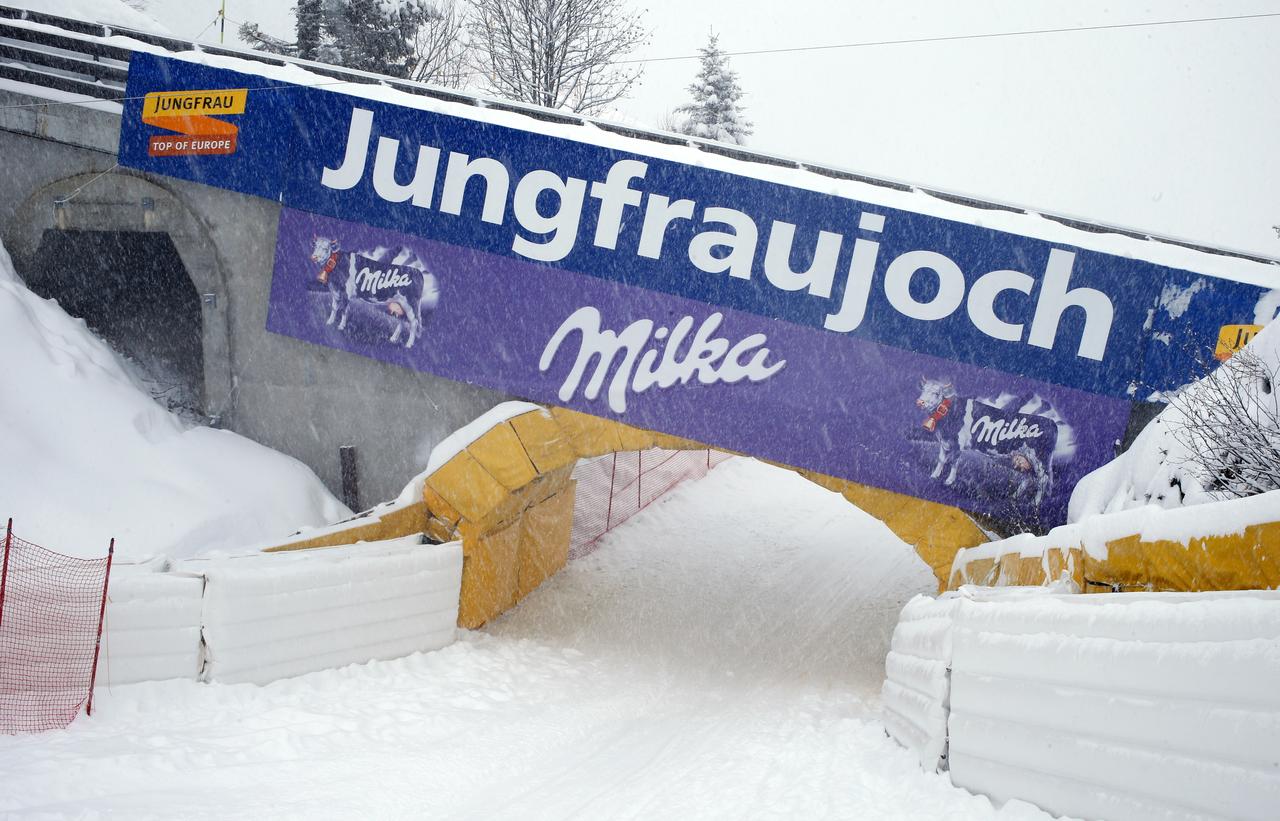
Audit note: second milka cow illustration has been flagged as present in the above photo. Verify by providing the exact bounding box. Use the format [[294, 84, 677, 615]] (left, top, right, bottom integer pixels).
[[916, 377, 1058, 505], [310, 236, 440, 348]]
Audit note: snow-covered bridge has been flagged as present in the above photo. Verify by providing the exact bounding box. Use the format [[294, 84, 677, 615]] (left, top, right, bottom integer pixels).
[[1, 3, 1276, 557]]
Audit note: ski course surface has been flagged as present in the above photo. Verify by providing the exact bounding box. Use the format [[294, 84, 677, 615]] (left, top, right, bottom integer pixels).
[[0, 458, 1055, 820]]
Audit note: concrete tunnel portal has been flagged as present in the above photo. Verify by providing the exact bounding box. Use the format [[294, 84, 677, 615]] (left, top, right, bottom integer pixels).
[[26, 228, 205, 419]]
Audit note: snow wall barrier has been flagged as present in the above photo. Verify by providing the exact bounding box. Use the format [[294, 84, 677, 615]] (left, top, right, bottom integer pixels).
[[267, 404, 987, 628], [948, 488, 1280, 593], [181, 536, 462, 685], [100, 560, 203, 686], [95, 537, 462, 688], [882, 588, 1280, 821], [881, 594, 958, 771]]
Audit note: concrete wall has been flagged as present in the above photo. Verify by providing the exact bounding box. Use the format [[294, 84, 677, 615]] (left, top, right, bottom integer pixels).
[[0, 89, 505, 509]]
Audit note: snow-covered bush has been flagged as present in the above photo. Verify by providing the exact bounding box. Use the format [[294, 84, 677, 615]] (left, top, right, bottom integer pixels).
[[1070, 322, 1280, 519], [1164, 346, 1280, 499]]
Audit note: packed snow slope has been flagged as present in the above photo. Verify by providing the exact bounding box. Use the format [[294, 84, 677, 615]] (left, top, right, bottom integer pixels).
[[0, 459, 1054, 820], [0, 242, 349, 558]]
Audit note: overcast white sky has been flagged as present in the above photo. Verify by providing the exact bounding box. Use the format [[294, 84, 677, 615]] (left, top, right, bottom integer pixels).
[[138, 1, 1280, 260]]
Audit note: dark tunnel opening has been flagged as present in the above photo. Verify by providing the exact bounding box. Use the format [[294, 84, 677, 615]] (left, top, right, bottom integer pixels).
[[26, 229, 205, 419]]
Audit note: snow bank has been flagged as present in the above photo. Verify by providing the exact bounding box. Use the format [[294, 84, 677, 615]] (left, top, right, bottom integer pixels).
[[0, 242, 349, 558], [1071, 321, 1280, 521], [5, 0, 169, 34], [885, 588, 1280, 821], [99, 559, 203, 686], [179, 536, 462, 685]]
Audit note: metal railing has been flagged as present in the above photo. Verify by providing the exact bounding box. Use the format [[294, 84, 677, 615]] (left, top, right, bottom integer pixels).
[[0, 2, 1275, 268]]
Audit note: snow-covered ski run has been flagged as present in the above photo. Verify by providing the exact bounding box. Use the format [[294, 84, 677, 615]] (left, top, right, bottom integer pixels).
[[0, 458, 1048, 820]]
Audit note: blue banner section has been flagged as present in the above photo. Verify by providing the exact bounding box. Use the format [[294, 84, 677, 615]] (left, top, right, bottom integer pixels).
[[118, 55, 289, 201], [268, 207, 1134, 529], [1141, 269, 1275, 397], [118, 52, 1274, 406]]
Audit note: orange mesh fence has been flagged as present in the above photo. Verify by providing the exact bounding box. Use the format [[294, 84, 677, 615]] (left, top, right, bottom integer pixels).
[[569, 449, 733, 559], [0, 521, 113, 734]]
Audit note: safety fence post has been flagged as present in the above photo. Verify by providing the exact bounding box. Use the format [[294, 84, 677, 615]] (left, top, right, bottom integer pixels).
[[0, 518, 12, 632], [85, 538, 114, 717], [605, 453, 617, 531]]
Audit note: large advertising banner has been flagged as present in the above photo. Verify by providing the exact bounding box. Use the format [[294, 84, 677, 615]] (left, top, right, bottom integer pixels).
[[117, 53, 1276, 529]]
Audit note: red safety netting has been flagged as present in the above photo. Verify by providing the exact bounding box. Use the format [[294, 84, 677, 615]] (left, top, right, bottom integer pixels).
[[0, 522, 112, 734], [569, 448, 734, 559]]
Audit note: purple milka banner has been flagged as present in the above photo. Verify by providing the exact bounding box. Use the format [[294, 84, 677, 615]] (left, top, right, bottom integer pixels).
[[267, 208, 1130, 527]]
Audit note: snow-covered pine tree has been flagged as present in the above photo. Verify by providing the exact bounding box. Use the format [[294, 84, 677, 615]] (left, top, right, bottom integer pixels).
[[674, 33, 752, 145], [329, 0, 401, 75], [296, 0, 325, 60], [240, 0, 465, 84]]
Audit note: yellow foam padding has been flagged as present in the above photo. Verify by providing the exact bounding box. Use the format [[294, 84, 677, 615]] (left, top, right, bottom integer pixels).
[[422, 484, 461, 527], [423, 515, 459, 545], [951, 556, 998, 589], [614, 424, 656, 452], [457, 520, 521, 629], [264, 403, 987, 609], [950, 517, 1280, 594], [1006, 553, 1049, 586], [509, 408, 579, 474], [264, 501, 429, 552], [466, 421, 540, 491], [650, 430, 701, 451], [470, 464, 574, 534], [425, 449, 509, 524], [549, 407, 626, 457], [1083, 523, 1280, 593], [517, 483, 577, 599]]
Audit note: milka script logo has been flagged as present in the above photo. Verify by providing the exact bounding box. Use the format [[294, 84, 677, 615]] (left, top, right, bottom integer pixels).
[[354, 265, 413, 295], [539, 307, 785, 413], [971, 414, 1044, 447]]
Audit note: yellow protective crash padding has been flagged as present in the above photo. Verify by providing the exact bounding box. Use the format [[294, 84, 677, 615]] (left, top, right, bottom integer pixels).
[[1000, 553, 1048, 587], [1046, 546, 1085, 589], [1084, 522, 1280, 592], [950, 556, 999, 589], [949, 512, 1280, 594], [264, 501, 429, 553], [614, 424, 656, 453], [425, 449, 510, 524], [424, 514, 459, 545], [650, 430, 703, 451], [264, 403, 990, 620], [509, 408, 579, 474], [423, 484, 461, 528], [466, 421, 540, 491], [457, 519, 522, 629], [549, 406, 628, 457], [517, 483, 576, 599], [471, 464, 574, 534]]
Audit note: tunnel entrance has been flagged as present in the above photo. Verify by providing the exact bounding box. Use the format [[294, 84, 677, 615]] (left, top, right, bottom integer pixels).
[[27, 229, 204, 419]]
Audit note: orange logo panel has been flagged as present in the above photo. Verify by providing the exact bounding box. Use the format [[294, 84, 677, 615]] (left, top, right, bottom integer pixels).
[[142, 89, 247, 157]]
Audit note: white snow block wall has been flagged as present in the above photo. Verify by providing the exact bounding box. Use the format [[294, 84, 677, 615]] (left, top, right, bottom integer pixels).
[[99, 560, 204, 686], [188, 537, 463, 685], [881, 593, 959, 771], [945, 591, 1280, 821]]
